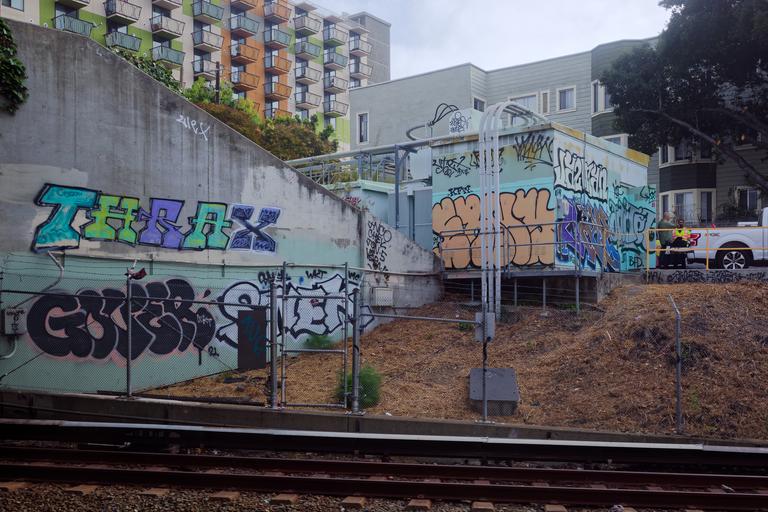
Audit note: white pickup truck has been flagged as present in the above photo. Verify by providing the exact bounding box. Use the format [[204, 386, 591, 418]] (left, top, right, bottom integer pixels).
[[687, 207, 768, 269]]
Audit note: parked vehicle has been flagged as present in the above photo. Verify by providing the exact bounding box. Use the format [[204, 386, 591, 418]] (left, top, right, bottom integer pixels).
[[687, 207, 768, 269]]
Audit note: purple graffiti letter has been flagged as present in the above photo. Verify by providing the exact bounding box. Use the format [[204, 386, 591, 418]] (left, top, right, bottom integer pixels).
[[138, 199, 185, 249]]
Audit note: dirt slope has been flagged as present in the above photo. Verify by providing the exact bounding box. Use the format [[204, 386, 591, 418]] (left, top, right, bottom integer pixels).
[[156, 282, 768, 440]]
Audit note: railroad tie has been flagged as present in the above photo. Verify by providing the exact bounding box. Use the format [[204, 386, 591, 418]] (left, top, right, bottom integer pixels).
[[0, 482, 31, 491], [63, 484, 98, 495], [544, 505, 567, 512], [406, 498, 432, 510], [470, 501, 495, 511], [138, 488, 170, 498], [210, 491, 240, 502], [271, 493, 299, 505], [340, 496, 367, 509]]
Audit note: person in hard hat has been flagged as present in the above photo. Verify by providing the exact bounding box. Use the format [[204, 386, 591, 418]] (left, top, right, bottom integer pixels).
[[670, 218, 692, 268]]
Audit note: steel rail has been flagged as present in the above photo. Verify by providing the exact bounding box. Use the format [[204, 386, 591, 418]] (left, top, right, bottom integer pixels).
[[1, 462, 767, 510], [2, 446, 768, 489]]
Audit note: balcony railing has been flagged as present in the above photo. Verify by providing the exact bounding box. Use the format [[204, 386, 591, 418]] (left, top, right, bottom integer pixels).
[[294, 40, 321, 60], [294, 91, 321, 109], [229, 14, 259, 37], [323, 99, 349, 117], [264, 27, 290, 49], [323, 26, 348, 46], [151, 0, 180, 10], [192, 29, 223, 52], [192, 1, 224, 24], [192, 59, 217, 78], [105, 30, 141, 51], [229, 0, 256, 11], [323, 75, 348, 93], [295, 65, 321, 84], [264, 54, 291, 74], [264, 81, 291, 100], [231, 70, 260, 91], [104, 0, 141, 24], [152, 45, 185, 68], [53, 15, 94, 37], [349, 60, 372, 79], [265, 107, 293, 119], [293, 14, 321, 36], [150, 15, 184, 39], [323, 51, 348, 70], [230, 41, 259, 64], [349, 37, 372, 56], [263, 1, 290, 23]]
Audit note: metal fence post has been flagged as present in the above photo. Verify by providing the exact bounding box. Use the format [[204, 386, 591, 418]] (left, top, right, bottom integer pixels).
[[343, 262, 349, 408], [280, 261, 287, 405], [481, 310, 488, 423], [351, 287, 361, 414], [270, 281, 279, 409], [669, 295, 683, 434], [125, 275, 132, 398]]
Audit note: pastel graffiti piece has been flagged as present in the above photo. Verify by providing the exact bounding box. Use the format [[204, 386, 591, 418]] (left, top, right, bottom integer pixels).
[[552, 148, 584, 195], [82, 194, 141, 244], [228, 205, 281, 253], [510, 133, 554, 170], [183, 202, 232, 250], [137, 198, 186, 249], [366, 220, 392, 271], [26, 279, 215, 361], [556, 199, 620, 271], [31, 184, 99, 252], [432, 189, 555, 270]]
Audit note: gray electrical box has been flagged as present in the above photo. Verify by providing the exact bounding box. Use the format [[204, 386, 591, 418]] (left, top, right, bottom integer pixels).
[[474, 312, 495, 342], [3, 308, 27, 335]]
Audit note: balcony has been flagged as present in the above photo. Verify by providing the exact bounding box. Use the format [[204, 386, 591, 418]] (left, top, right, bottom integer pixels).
[[349, 60, 372, 79], [192, 29, 223, 52], [150, 15, 184, 39], [151, 0, 180, 10], [264, 81, 291, 100], [323, 99, 348, 117], [192, 1, 223, 24], [323, 51, 347, 70], [53, 15, 94, 37], [263, 2, 290, 23], [293, 14, 321, 36], [231, 70, 260, 91], [264, 54, 291, 74], [323, 75, 347, 93], [192, 59, 216, 79], [229, 0, 256, 11], [152, 45, 185, 68], [323, 26, 348, 47], [263, 27, 290, 49], [294, 91, 321, 109], [294, 40, 321, 60], [230, 41, 259, 64], [295, 65, 321, 85], [229, 14, 259, 38], [104, 0, 141, 24], [349, 37, 372, 57], [265, 107, 293, 119], [57, 0, 89, 8], [105, 30, 141, 51]]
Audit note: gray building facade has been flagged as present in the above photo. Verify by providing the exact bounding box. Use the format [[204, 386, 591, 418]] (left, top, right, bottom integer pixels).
[[346, 11, 391, 84]]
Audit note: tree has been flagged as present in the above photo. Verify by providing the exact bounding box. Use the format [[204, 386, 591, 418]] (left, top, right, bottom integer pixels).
[[602, 0, 768, 193]]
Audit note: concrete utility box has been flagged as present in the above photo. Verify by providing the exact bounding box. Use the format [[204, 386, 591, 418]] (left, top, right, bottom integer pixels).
[[469, 368, 520, 416]]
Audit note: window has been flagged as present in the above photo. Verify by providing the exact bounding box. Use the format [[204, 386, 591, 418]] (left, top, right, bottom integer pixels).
[[325, 116, 336, 130], [540, 90, 549, 115], [674, 140, 689, 160], [590, 81, 613, 114], [297, 110, 309, 120], [473, 97, 485, 112], [700, 142, 712, 159], [700, 191, 713, 224], [661, 194, 669, 215], [350, 78, 361, 89], [738, 188, 759, 212], [2, 0, 24, 10], [357, 112, 369, 144], [602, 134, 628, 147], [510, 93, 537, 112], [592, 82, 599, 114], [674, 191, 695, 223], [660, 145, 669, 164], [556, 86, 575, 111]]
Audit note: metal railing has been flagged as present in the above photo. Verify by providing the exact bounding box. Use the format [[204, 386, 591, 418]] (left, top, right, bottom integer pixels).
[[293, 13, 321, 34], [229, 14, 259, 35], [53, 15, 94, 37], [323, 26, 348, 45], [150, 15, 184, 37], [349, 37, 372, 55], [294, 40, 321, 59], [151, 45, 185, 66], [104, 0, 141, 22], [264, 27, 291, 47], [192, 0, 224, 22], [105, 30, 141, 51], [192, 29, 223, 50]]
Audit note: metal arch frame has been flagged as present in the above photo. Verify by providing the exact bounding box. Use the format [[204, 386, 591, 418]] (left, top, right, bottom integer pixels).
[[478, 101, 549, 317]]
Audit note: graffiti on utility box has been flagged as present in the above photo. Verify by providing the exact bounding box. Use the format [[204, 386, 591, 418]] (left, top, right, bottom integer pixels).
[[31, 184, 281, 254]]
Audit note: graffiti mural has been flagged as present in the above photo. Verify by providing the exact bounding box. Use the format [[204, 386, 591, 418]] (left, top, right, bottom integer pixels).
[[647, 269, 768, 284], [27, 279, 216, 361], [510, 133, 554, 170], [31, 184, 280, 254], [556, 198, 621, 271], [432, 189, 555, 270], [433, 155, 472, 178], [366, 219, 392, 272], [609, 187, 656, 271], [553, 148, 608, 201]]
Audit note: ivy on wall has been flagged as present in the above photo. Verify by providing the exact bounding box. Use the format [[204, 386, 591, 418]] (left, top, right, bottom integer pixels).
[[114, 48, 181, 93], [0, 18, 29, 115]]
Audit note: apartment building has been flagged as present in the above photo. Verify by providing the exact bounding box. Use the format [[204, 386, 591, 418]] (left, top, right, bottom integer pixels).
[[349, 38, 767, 224], [1, 0, 390, 149]]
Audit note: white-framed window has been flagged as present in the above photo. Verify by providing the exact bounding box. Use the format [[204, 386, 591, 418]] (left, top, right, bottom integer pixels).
[[591, 80, 613, 114], [473, 97, 485, 112], [659, 188, 716, 225], [540, 90, 550, 115], [602, 134, 628, 147], [658, 139, 714, 167], [509, 92, 538, 112], [357, 112, 369, 144], [556, 86, 576, 112], [736, 187, 761, 212]]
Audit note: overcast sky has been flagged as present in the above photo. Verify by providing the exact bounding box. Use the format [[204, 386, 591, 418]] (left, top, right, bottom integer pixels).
[[317, 0, 672, 79]]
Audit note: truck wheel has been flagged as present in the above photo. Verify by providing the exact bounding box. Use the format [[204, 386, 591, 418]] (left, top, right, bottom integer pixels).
[[716, 243, 752, 270]]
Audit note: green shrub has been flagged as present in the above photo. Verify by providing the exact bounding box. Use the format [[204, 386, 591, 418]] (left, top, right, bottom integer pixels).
[[335, 365, 382, 409], [458, 321, 474, 332], [113, 48, 180, 93], [0, 19, 29, 114], [305, 334, 336, 349]]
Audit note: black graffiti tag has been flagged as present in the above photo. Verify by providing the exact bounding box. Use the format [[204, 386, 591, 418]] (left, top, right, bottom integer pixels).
[[366, 220, 392, 271]]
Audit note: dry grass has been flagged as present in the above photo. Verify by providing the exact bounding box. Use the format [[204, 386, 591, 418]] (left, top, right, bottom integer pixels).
[[154, 282, 768, 440]]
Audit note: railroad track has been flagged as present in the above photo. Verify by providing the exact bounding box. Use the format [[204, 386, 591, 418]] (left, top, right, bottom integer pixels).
[[2, 445, 768, 510]]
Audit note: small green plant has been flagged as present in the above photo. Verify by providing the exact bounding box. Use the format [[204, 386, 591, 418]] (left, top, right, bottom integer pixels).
[[0, 18, 29, 114], [336, 365, 382, 409], [113, 48, 181, 93], [305, 334, 336, 350], [458, 322, 474, 332]]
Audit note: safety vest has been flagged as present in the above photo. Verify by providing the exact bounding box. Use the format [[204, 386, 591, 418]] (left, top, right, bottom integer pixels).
[[673, 228, 691, 240]]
